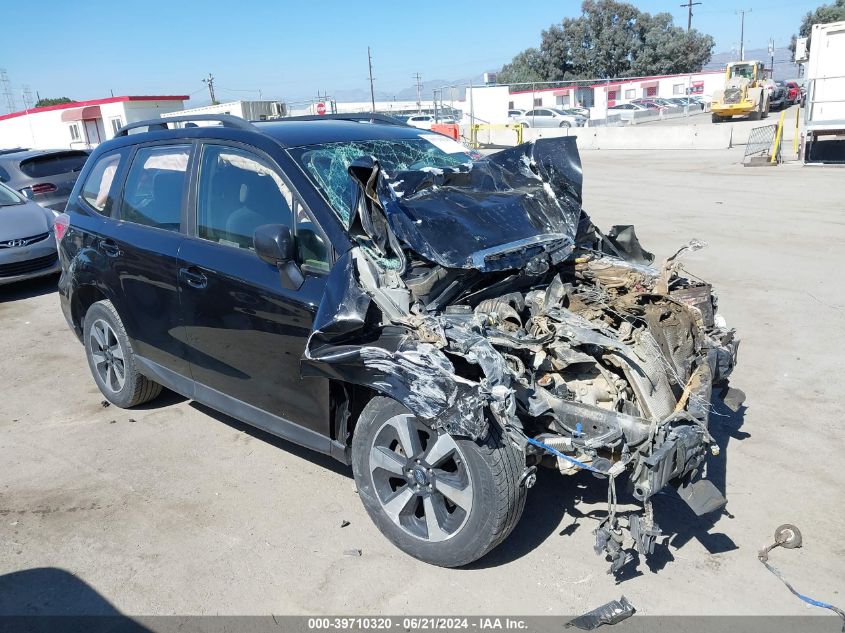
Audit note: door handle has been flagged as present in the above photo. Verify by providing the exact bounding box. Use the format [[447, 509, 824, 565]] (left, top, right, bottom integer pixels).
[[100, 239, 121, 257], [180, 267, 207, 289]]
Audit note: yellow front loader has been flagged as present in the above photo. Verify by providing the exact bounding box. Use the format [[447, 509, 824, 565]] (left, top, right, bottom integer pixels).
[[711, 60, 770, 122]]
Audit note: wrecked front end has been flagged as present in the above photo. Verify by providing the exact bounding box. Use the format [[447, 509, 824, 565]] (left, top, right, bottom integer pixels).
[[303, 137, 739, 573]]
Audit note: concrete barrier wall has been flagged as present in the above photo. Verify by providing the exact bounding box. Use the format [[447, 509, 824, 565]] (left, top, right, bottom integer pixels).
[[472, 124, 734, 150]]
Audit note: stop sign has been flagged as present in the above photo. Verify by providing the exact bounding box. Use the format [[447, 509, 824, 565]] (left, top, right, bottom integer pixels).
[[316, 102, 326, 115]]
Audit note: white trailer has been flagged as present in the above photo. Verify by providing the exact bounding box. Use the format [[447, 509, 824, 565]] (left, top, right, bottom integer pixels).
[[803, 20, 845, 163]]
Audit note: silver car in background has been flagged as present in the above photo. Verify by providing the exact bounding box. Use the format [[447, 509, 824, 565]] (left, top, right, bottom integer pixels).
[[516, 107, 587, 128], [0, 148, 89, 212], [0, 182, 60, 285]]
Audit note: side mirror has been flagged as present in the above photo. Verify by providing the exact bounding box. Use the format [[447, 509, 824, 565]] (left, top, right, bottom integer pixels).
[[253, 224, 304, 290]]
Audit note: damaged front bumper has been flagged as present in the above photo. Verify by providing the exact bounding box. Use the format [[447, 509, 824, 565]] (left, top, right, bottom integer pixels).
[[301, 137, 739, 574]]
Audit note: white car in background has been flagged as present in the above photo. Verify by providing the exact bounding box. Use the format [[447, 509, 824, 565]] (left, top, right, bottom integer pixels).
[[507, 109, 526, 119], [515, 107, 586, 128], [406, 114, 436, 129]]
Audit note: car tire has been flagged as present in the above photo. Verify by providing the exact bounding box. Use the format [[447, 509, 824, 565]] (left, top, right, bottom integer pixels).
[[83, 300, 162, 408], [711, 113, 723, 123], [352, 397, 526, 568], [559, 121, 571, 128]]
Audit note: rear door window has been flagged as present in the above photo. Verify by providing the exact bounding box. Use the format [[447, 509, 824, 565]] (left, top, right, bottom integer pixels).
[[19, 151, 89, 178], [120, 145, 190, 232], [80, 149, 128, 215]]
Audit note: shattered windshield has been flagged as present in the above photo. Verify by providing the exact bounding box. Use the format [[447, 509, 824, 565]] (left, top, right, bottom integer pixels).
[[289, 135, 475, 224]]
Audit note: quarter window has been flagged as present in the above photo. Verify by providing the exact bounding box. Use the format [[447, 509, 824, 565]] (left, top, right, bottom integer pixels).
[[81, 150, 126, 214], [294, 202, 331, 272], [196, 145, 293, 250], [120, 145, 190, 232]]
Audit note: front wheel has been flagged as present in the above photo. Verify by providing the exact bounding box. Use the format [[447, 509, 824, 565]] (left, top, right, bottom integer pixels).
[[352, 397, 526, 567]]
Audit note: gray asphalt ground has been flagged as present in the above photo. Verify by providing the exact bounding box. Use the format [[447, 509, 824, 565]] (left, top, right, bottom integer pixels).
[[1, 146, 844, 618]]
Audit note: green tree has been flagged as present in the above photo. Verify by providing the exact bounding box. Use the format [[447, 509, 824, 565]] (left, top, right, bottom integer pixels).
[[790, 0, 845, 53], [35, 97, 73, 108], [497, 48, 547, 85], [498, 0, 714, 83]]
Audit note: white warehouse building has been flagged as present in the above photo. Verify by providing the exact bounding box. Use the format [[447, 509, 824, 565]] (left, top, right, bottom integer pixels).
[[160, 100, 288, 123], [0, 95, 188, 150]]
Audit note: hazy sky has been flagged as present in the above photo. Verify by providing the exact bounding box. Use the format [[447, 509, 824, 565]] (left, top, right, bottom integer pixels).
[[0, 0, 823, 108]]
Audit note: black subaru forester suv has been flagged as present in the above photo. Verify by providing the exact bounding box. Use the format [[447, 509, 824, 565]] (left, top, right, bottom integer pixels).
[[58, 114, 738, 572]]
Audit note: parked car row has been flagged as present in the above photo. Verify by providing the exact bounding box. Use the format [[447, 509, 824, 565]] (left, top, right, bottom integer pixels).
[[0, 148, 89, 286]]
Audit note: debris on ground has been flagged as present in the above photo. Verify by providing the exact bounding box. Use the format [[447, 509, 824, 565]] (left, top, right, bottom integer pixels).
[[343, 548, 362, 557], [566, 596, 636, 630], [100, 400, 110, 408], [340, 520, 350, 528], [758, 524, 845, 629]]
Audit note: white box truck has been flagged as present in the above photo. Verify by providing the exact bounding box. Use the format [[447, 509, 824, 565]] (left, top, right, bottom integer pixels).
[[804, 20, 845, 163]]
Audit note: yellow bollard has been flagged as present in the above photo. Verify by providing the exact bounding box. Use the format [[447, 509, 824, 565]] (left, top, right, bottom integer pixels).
[[793, 106, 800, 155], [770, 110, 787, 164]]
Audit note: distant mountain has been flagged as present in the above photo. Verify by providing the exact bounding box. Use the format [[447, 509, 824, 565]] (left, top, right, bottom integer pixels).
[[292, 74, 485, 105], [704, 46, 802, 81]]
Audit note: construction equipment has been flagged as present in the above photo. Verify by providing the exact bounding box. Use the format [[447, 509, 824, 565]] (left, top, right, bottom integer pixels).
[[710, 60, 770, 123]]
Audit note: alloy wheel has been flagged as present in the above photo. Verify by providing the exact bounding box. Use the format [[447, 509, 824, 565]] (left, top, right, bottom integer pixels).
[[89, 318, 126, 393], [369, 414, 473, 542]]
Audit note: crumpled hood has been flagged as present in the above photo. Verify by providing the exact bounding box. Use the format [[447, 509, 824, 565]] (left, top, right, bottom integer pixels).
[[347, 137, 585, 271]]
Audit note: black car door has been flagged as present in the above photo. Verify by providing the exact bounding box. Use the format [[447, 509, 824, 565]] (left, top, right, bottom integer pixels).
[[108, 142, 193, 378], [178, 141, 333, 442]]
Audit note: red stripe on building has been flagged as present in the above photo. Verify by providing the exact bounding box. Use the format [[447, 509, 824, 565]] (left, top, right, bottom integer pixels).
[[0, 95, 190, 122]]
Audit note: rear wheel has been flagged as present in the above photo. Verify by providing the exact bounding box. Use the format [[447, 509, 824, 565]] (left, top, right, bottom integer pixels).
[[711, 113, 724, 123], [83, 300, 162, 408], [559, 121, 571, 128], [352, 397, 526, 567]]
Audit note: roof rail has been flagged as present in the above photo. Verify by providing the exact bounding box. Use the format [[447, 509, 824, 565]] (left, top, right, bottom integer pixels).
[[114, 114, 256, 137], [273, 113, 410, 127]]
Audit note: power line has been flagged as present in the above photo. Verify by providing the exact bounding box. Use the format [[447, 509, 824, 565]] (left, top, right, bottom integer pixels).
[[680, 0, 702, 30], [367, 47, 376, 112]]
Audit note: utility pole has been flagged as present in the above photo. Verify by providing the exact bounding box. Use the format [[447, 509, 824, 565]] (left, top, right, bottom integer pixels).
[[367, 47, 376, 112], [768, 38, 775, 76], [202, 73, 217, 105], [736, 9, 751, 61], [680, 0, 701, 31], [0, 69, 16, 113], [413, 72, 423, 113]]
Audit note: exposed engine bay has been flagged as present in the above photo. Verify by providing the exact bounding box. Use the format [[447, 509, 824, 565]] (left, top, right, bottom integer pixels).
[[302, 137, 739, 573]]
